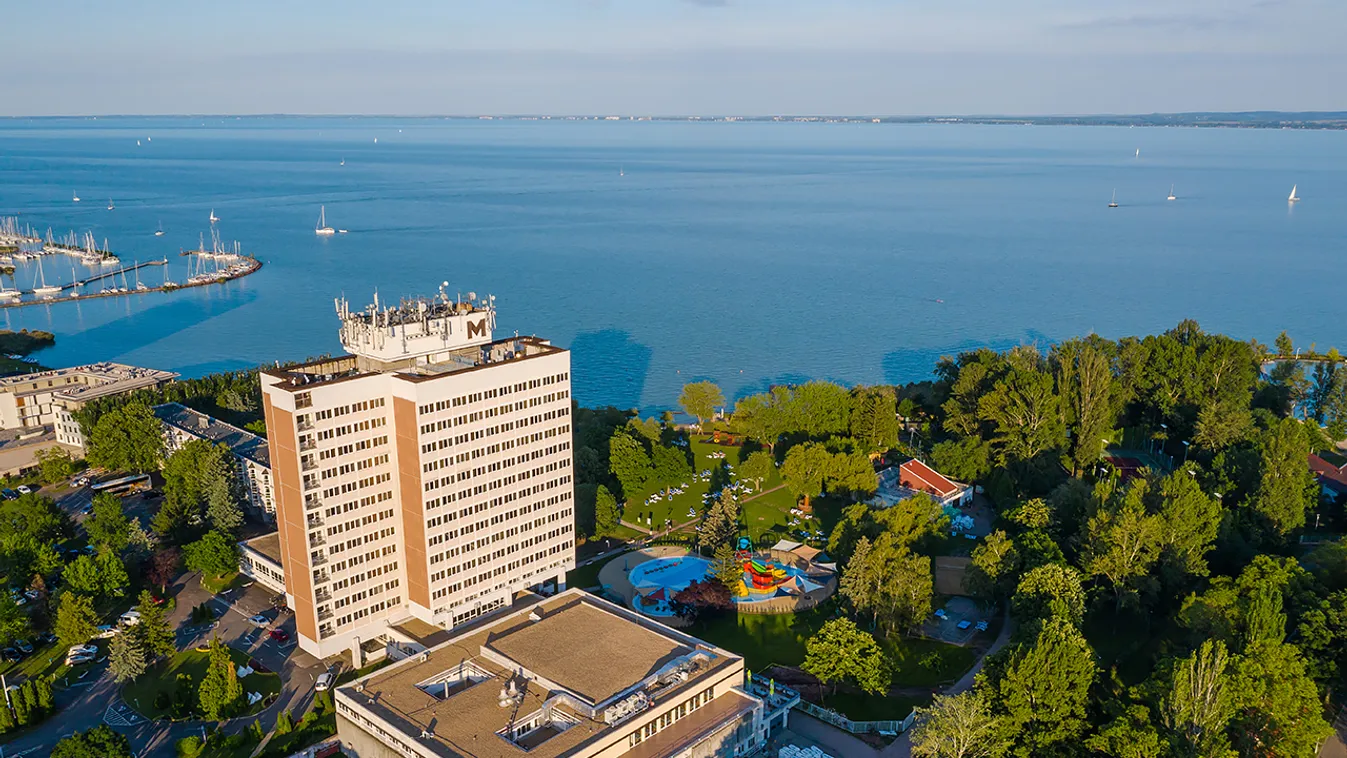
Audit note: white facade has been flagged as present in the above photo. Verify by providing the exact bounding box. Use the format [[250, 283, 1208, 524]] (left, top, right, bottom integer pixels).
[[0, 363, 177, 453], [261, 292, 576, 660]]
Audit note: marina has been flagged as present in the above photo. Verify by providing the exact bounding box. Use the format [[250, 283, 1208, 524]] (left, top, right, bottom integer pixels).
[[0, 216, 263, 309]]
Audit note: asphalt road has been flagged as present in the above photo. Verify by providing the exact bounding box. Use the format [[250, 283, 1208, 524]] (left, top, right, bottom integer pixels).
[[0, 573, 334, 757]]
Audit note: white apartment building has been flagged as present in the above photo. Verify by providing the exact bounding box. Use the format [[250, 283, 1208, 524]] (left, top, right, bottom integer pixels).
[[261, 289, 576, 660], [0, 363, 177, 452], [154, 402, 276, 521]]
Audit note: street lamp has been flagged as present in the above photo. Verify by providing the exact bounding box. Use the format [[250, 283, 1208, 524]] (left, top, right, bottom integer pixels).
[[1182, 440, 1191, 464]]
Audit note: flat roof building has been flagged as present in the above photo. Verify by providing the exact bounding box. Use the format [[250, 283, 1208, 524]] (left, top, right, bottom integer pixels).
[[0, 362, 177, 452], [261, 288, 575, 660], [154, 402, 275, 520], [335, 589, 779, 758]]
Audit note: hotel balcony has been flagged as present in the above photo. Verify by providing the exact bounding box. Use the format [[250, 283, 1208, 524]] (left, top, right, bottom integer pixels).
[[299, 438, 316, 452], [312, 571, 330, 585], [311, 552, 328, 567], [307, 514, 324, 529], [302, 458, 318, 472], [315, 588, 332, 603], [309, 532, 326, 547]]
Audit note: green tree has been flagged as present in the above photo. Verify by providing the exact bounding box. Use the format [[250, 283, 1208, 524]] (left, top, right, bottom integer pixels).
[[96, 548, 130, 598], [1011, 564, 1086, 627], [849, 386, 900, 454], [711, 543, 742, 587], [989, 616, 1095, 755], [840, 535, 932, 633], [86, 402, 164, 473], [1161, 639, 1235, 758], [738, 450, 774, 492], [1229, 640, 1332, 756], [650, 444, 692, 497], [1053, 339, 1116, 476], [801, 618, 890, 697], [109, 626, 148, 683], [978, 365, 1065, 465], [51, 725, 135, 758], [966, 531, 1018, 603], [136, 589, 176, 660], [910, 691, 1009, 758], [732, 388, 794, 454], [781, 442, 831, 509], [54, 591, 99, 648], [12, 680, 30, 725], [1084, 706, 1165, 758], [1250, 417, 1317, 536], [826, 450, 879, 499], [678, 381, 724, 427], [35, 446, 77, 485], [793, 381, 853, 438], [197, 637, 243, 720], [929, 437, 993, 484], [62, 554, 103, 596], [85, 492, 131, 552], [183, 530, 239, 579], [155, 439, 244, 540], [0, 593, 32, 645], [274, 708, 294, 734], [697, 491, 740, 551], [607, 431, 651, 500], [35, 676, 53, 712], [0, 694, 13, 732], [1080, 484, 1164, 610], [593, 485, 620, 537], [1156, 471, 1222, 578]]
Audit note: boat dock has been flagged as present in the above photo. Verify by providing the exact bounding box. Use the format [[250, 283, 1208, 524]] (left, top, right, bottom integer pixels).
[[0, 257, 262, 310], [55, 259, 167, 292]]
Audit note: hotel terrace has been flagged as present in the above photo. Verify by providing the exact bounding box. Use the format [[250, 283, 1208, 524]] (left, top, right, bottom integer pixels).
[[335, 589, 792, 758]]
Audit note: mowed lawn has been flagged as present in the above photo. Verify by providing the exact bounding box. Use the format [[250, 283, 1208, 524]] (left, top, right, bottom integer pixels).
[[123, 645, 281, 720], [620, 439, 826, 544]]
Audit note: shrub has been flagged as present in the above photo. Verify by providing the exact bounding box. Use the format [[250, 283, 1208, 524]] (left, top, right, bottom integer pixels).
[[176, 735, 203, 758]]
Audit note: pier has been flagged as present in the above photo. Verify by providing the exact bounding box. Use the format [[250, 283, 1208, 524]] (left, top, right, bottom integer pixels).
[[0, 257, 263, 310], [55, 259, 167, 292]]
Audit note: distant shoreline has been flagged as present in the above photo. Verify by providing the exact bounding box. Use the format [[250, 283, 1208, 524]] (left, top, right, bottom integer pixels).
[[3, 112, 1347, 130]]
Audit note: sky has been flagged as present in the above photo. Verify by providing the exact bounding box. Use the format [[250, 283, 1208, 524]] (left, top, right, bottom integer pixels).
[[2, 0, 1344, 116]]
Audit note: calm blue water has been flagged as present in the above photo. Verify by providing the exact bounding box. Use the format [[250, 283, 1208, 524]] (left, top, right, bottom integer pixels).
[[0, 117, 1342, 410]]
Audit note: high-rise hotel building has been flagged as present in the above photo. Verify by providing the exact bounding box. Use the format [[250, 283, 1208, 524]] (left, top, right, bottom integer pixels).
[[261, 290, 576, 660]]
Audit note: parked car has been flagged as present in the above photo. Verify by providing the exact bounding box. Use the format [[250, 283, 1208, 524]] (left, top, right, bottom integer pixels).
[[35, 632, 56, 645], [68, 644, 98, 657], [74, 476, 90, 487], [315, 672, 335, 692], [118, 610, 141, 627], [94, 625, 119, 639], [269, 629, 290, 642], [246, 615, 270, 628], [65, 652, 96, 666], [14, 640, 32, 655], [1, 648, 20, 662], [15, 485, 32, 495], [0, 489, 16, 500]]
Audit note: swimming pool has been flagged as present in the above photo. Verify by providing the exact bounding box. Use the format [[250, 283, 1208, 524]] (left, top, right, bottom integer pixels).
[[628, 554, 822, 617]]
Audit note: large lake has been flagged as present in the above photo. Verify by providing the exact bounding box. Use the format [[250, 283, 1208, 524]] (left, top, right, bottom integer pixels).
[[0, 117, 1341, 411]]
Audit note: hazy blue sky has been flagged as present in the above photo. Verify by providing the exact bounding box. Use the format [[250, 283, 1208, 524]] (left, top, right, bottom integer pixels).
[[4, 0, 1343, 115]]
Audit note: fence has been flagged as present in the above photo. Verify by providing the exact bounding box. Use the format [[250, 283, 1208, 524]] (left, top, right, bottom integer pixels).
[[793, 700, 917, 734]]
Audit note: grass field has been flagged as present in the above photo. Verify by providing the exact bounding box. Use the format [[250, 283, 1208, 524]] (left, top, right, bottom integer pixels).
[[123, 646, 282, 720]]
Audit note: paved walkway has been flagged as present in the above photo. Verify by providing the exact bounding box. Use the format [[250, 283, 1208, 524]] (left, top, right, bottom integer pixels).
[[879, 609, 1014, 758]]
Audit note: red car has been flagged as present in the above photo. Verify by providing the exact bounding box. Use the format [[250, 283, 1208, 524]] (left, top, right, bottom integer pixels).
[[269, 629, 290, 642]]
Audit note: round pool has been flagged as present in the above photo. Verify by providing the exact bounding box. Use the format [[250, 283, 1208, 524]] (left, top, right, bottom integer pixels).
[[628, 556, 712, 616]]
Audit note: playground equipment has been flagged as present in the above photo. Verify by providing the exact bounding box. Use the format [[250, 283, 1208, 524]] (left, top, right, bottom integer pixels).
[[744, 558, 790, 591]]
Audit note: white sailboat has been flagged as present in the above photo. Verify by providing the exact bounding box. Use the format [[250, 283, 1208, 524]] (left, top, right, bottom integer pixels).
[[315, 206, 335, 236], [72, 192, 80, 203], [33, 258, 61, 297], [1167, 185, 1177, 201], [0, 274, 21, 300], [340, 157, 345, 166], [209, 209, 219, 224], [154, 221, 164, 237], [1135, 148, 1140, 158], [1288, 185, 1300, 203], [1108, 190, 1118, 208], [620, 164, 625, 177], [107, 198, 115, 211]]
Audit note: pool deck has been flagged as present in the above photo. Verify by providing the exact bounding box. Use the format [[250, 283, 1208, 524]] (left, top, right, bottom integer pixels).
[[597, 545, 691, 607]]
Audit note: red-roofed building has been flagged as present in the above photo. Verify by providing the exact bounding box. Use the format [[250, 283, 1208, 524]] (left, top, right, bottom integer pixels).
[[1310, 452, 1347, 499], [870, 458, 974, 508]]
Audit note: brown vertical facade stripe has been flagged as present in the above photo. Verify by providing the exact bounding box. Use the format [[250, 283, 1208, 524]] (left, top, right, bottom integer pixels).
[[264, 395, 318, 642], [393, 396, 430, 608]]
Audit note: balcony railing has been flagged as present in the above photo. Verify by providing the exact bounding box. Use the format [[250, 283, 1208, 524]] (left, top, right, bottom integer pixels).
[[304, 494, 322, 510], [317, 608, 334, 621], [307, 514, 324, 529], [309, 532, 326, 547], [297, 420, 315, 432], [312, 571, 330, 585], [303, 477, 320, 492], [311, 553, 328, 566], [315, 588, 332, 603], [299, 439, 316, 452], [302, 459, 318, 472]]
